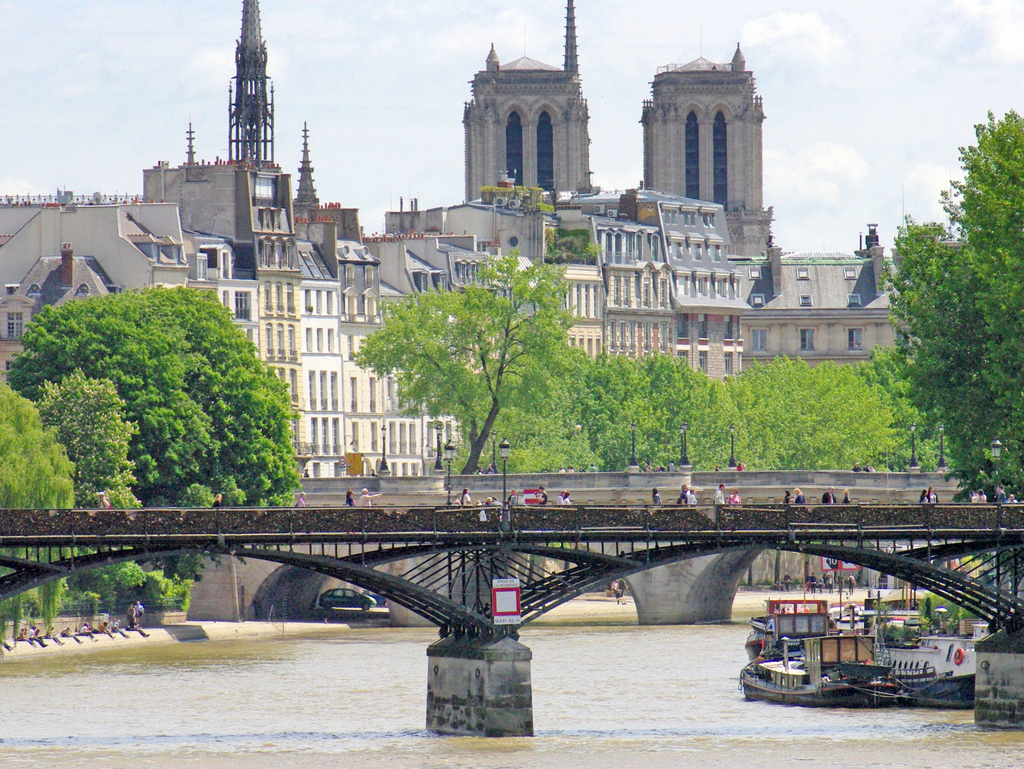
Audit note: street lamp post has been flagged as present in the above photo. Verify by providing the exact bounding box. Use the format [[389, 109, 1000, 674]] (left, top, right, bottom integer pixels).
[[909, 423, 919, 469], [937, 424, 947, 470], [444, 439, 456, 506], [728, 424, 737, 469], [992, 437, 1003, 501], [433, 422, 444, 472], [379, 423, 389, 474], [499, 439, 511, 509], [680, 422, 690, 469], [629, 422, 638, 468]]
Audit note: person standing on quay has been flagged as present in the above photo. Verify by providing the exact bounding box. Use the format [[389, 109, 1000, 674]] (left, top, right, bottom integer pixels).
[[822, 487, 837, 504], [652, 488, 662, 505], [714, 484, 726, 505], [295, 491, 307, 508]]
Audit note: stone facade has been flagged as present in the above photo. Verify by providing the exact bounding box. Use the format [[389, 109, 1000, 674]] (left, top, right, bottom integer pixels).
[[735, 230, 897, 368], [464, 2, 591, 198], [641, 46, 772, 257]]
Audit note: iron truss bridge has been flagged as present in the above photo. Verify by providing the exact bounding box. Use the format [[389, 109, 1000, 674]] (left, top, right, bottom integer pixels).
[[2, 504, 1024, 639]]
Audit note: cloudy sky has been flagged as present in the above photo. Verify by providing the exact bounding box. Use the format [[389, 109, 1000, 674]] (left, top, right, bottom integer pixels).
[[1, 0, 1022, 251]]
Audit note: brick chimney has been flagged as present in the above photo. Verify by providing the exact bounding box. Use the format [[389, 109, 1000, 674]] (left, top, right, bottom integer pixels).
[[60, 243, 74, 288]]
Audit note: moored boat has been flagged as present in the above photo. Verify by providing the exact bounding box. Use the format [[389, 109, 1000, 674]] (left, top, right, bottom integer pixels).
[[742, 635, 906, 708]]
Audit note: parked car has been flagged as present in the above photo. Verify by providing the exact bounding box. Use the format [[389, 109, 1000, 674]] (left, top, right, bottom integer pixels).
[[313, 588, 377, 613]]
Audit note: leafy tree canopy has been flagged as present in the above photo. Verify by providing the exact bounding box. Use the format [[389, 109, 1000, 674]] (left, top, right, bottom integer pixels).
[[358, 253, 573, 473], [38, 370, 139, 508], [9, 287, 299, 506], [889, 111, 1024, 492], [0, 383, 74, 508]]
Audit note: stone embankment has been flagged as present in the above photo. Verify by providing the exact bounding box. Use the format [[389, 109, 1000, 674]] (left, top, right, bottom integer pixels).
[[0, 621, 351, 663]]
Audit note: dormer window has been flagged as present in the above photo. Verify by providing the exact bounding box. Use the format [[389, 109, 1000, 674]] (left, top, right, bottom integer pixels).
[[749, 267, 761, 280], [797, 267, 810, 280], [75, 283, 90, 296], [844, 267, 857, 280], [751, 293, 765, 307], [28, 284, 41, 297], [799, 294, 813, 307], [848, 293, 862, 306]]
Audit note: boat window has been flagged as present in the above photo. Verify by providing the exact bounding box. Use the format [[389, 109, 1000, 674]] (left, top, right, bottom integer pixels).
[[946, 644, 954, 663]]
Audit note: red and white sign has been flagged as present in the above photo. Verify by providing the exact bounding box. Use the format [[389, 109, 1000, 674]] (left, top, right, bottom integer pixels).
[[491, 578, 522, 625], [522, 489, 547, 505], [821, 557, 862, 572]]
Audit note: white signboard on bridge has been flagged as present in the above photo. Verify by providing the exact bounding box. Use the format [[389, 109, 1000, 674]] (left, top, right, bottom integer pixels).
[[821, 557, 862, 572], [492, 578, 522, 625]]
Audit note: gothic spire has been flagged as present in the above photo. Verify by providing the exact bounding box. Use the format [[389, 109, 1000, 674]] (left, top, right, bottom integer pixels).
[[295, 122, 319, 211], [563, 0, 578, 74], [229, 0, 275, 166]]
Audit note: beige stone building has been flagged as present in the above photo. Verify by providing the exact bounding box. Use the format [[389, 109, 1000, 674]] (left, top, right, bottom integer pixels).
[[735, 231, 897, 368], [463, 1, 591, 197], [641, 46, 771, 257]]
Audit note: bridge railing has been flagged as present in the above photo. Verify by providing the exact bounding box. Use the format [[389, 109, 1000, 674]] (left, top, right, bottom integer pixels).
[[2, 504, 1024, 541]]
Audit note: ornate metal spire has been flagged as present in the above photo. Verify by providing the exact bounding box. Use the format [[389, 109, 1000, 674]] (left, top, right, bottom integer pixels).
[[295, 122, 319, 211], [229, 0, 274, 166], [564, 0, 578, 74], [186, 121, 196, 165]]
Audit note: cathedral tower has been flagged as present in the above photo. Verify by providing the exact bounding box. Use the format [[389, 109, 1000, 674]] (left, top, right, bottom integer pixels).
[[464, 0, 591, 199], [641, 44, 771, 256], [229, 0, 275, 166]]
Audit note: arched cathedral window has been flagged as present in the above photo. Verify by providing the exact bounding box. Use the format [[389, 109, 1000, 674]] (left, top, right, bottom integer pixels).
[[685, 112, 699, 199], [537, 111, 554, 191], [506, 112, 524, 186], [713, 112, 728, 206]]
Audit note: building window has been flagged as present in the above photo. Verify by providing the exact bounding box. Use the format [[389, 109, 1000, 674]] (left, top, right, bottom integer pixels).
[[288, 326, 296, 356], [800, 329, 815, 351], [847, 294, 862, 306], [235, 292, 251, 321], [537, 111, 554, 191], [369, 377, 377, 413], [685, 112, 700, 199], [712, 112, 728, 205], [749, 267, 761, 280], [698, 351, 708, 373], [506, 111, 524, 186], [725, 316, 734, 341], [848, 328, 863, 350], [196, 256, 208, 280], [265, 324, 273, 356], [309, 372, 316, 409], [290, 369, 297, 401], [844, 267, 857, 280], [724, 353, 733, 376], [698, 314, 708, 339], [6, 313, 22, 339], [287, 284, 295, 313], [371, 422, 378, 452], [751, 293, 765, 307], [799, 295, 813, 307], [797, 267, 810, 280], [752, 329, 767, 352], [350, 377, 358, 411], [264, 282, 272, 311]]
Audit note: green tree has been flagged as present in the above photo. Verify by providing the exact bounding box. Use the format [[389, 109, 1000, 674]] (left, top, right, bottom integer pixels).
[[38, 371, 139, 508], [725, 358, 895, 470], [358, 253, 573, 473], [0, 384, 75, 508], [889, 112, 1024, 491], [8, 287, 299, 506]]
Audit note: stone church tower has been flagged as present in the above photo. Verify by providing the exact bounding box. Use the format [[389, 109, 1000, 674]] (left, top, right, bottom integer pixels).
[[641, 45, 772, 256], [464, 0, 592, 199]]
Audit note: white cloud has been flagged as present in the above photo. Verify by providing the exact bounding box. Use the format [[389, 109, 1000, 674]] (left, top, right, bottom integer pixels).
[[766, 143, 870, 210], [903, 162, 956, 224], [741, 12, 847, 65], [0, 177, 41, 196], [953, 0, 1024, 63]]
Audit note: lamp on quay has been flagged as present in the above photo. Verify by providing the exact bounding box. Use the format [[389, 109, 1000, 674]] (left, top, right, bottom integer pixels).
[[680, 422, 690, 469], [909, 423, 919, 469], [443, 439, 456, 506], [629, 422, 638, 468], [728, 424, 737, 469], [434, 422, 444, 472], [499, 438, 511, 509], [379, 423, 389, 474], [937, 424, 947, 470], [992, 437, 1003, 499]]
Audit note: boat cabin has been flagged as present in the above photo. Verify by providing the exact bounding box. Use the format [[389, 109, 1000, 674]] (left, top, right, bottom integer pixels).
[[804, 635, 876, 684]]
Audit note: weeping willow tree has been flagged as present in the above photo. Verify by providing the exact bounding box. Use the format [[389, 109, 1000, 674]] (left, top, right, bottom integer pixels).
[[0, 384, 76, 642]]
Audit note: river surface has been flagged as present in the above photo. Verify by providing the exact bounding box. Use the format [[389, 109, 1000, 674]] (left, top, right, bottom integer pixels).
[[2, 622, 1023, 768]]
